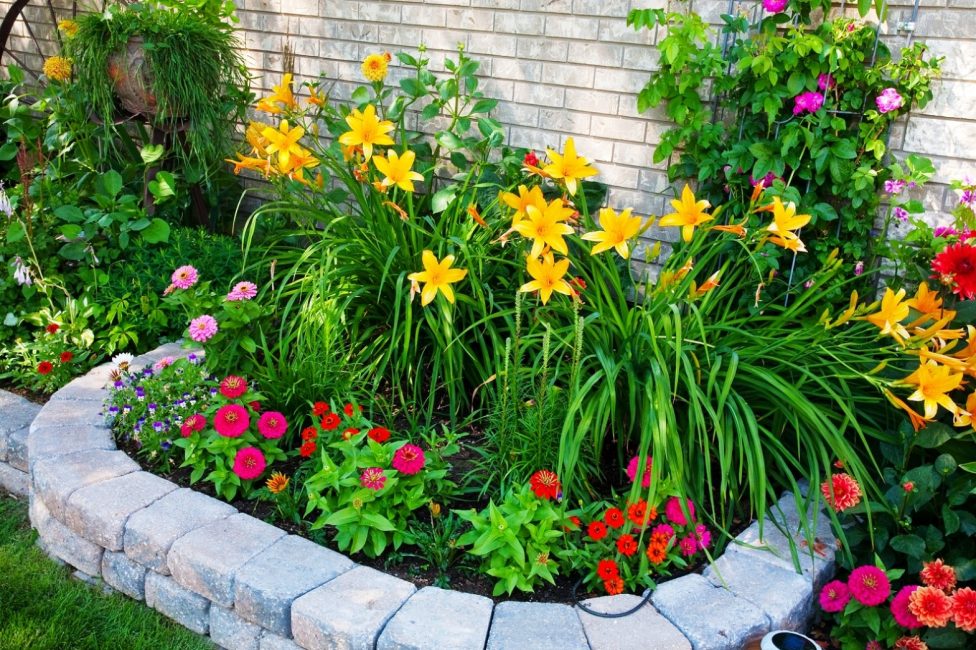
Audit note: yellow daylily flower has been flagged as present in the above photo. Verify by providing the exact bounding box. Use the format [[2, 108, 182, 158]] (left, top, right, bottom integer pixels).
[[581, 207, 646, 259], [373, 150, 424, 193], [408, 250, 468, 306], [226, 153, 272, 177], [270, 73, 297, 109], [764, 197, 811, 252], [245, 121, 273, 156], [883, 389, 931, 432], [262, 120, 306, 169], [338, 104, 395, 162], [865, 287, 911, 344], [660, 185, 713, 243], [279, 148, 320, 182], [520, 252, 572, 305], [901, 361, 965, 420], [500, 185, 547, 225], [57, 19, 79, 38], [307, 85, 327, 107], [542, 137, 598, 196], [511, 198, 575, 258]]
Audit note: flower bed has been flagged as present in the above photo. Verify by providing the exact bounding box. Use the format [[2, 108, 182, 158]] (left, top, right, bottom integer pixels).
[[14, 343, 843, 650]]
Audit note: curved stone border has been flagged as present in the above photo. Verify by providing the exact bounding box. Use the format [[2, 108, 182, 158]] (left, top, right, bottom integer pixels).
[[8, 342, 838, 650]]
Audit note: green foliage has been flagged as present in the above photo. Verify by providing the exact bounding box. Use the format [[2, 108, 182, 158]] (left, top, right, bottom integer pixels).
[[630, 5, 941, 284], [304, 426, 459, 558], [455, 483, 567, 596], [71, 2, 249, 174], [398, 509, 477, 589]]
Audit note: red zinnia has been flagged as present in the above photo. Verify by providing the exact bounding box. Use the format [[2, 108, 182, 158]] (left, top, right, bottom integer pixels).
[[219, 375, 248, 399], [566, 515, 582, 531], [529, 470, 560, 500], [214, 404, 250, 438], [894, 637, 927, 650], [321, 413, 340, 431], [596, 559, 619, 580], [249, 401, 262, 413], [344, 402, 358, 417], [60, 351, 73, 363], [604, 508, 625, 529], [821, 473, 862, 512], [300, 441, 316, 457], [46, 323, 59, 334], [952, 587, 976, 632], [627, 499, 656, 527], [523, 151, 539, 167], [312, 401, 330, 416], [342, 427, 360, 440], [367, 426, 390, 443], [932, 241, 976, 299], [301, 427, 318, 441], [920, 559, 956, 592], [909, 586, 953, 628], [37, 361, 53, 375], [603, 576, 624, 596], [588, 521, 608, 541], [616, 534, 638, 557]]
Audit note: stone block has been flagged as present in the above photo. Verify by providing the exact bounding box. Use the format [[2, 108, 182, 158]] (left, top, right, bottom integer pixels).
[[486, 601, 589, 650], [3, 426, 29, 472], [49, 364, 115, 402], [102, 550, 148, 601], [259, 633, 302, 650], [29, 399, 107, 434], [125, 487, 237, 575], [377, 586, 493, 650], [291, 566, 416, 650], [577, 594, 691, 650], [652, 574, 769, 650], [28, 423, 116, 464], [210, 606, 264, 650], [31, 494, 104, 576], [32, 449, 139, 520], [0, 392, 41, 437], [704, 552, 813, 630], [168, 513, 286, 607], [64, 471, 176, 551], [145, 572, 211, 635], [0, 462, 28, 496], [235, 534, 355, 637]]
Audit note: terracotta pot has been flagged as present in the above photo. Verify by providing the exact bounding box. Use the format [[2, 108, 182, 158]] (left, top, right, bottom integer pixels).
[[106, 36, 157, 116]]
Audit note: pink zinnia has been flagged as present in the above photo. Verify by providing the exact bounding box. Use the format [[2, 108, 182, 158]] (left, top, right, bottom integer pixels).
[[258, 411, 287, 439], [817, 73, 836, 91], [626, 454, 653, 488], [693, 523, 712, 551], [214, 404, 250, 437], [762, 0, 787, 11], [793, 91, 824, 115], [392, 443, 425, 475], [188, 315, 218, 343], [848, 565, 891, 606], [678, 534, 698, 557], [652, 523, 675, 539], [821, 473, 862, 512], [232, 447, 266, 480], [227, 281, 258, 301], [891, 585, 924, 628], [664, 497, 695, 526], [220, 375, 248, 399], [153, 356, 175, 371], [876, 87, 904, 114], [819, 579, 851, 613], [360, 467, 386, 490], [171, 265, 199, 289]]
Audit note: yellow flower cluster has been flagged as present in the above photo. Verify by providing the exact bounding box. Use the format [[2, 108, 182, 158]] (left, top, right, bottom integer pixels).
[[43, 56, 72, 82], [57, 19, 79, 38], [362, 53, 391, 83], [859, 283, 975, 430]]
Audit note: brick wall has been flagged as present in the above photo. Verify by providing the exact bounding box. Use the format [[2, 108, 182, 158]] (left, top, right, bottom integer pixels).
[[2, 0, 974, 249]]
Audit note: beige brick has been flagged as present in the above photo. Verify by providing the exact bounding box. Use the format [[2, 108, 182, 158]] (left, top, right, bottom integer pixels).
[[594, 67, 650, 92], [638, 169, 671, 195], [567, 42, 624, 67], [481, 78, 515, 101], [334, 21, 377, 43], [492, 57, 543, 82], [510, 126, 561, 151], [513, 81, 565, 107], [495, 12, 546, 35], [494, 102, 541, 127], [913, 9, 976, 38], [600, 164, 641, 190], [917, 79, 976, 120], [473, 0, 518, 7], [359, 2, 402, 23], [613, 141, 655, 167], [384, 26, 424, 48], [282, 0, 318, 15], [321, 0, 358, 20], [541, 62, 594, 88], [904, 116, 976, 158], [565, 88, 619, 114], [516, 36, 569, 61], [545, 15, 601, 40], [598, 17, 657, 45], [401, 5, 447, 27], [246, 0, 281, 11], [421, 29, 470, 52], [539, 108, 591, 134], [622, 45, 659, 71], [467, 32, 519, 58], [446, 8, 495, 31], [592, 115, 646, 141], [922, 39, 976, 80], [520, 0, 573, 11], [573, 0, 630, 17], [320, 39, 360, 61], [559, 134, 613, 162]]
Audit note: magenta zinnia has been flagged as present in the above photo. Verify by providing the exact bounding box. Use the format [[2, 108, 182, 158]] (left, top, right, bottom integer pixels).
[[891, 585, 924, 628], [360, 467, 387, 490], [214, 404, 250, 437], [392, 444, 425, 475], [171, 265, 199, 289], [848, 565, 891, 606], [188, 315, 218, 343], [626, 455, 653, 488], [232, 447, 266, 480], [664, 497, 695, 526], [819, 580, 851, 613], [220, 375, 248, 399], [258, 411, 288, 439]]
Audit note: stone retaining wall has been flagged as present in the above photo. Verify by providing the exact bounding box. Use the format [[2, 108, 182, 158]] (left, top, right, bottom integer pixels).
[[4, 342, 838, 650]]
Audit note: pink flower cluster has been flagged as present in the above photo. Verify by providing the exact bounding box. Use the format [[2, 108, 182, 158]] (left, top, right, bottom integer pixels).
[[793, 91, 824, 115], [189, 315, 218, 343], [626, 454, 653, 488], [227, 281, 258, 302], [762, 0, 787, 12], [876, 87, 904, 114]]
